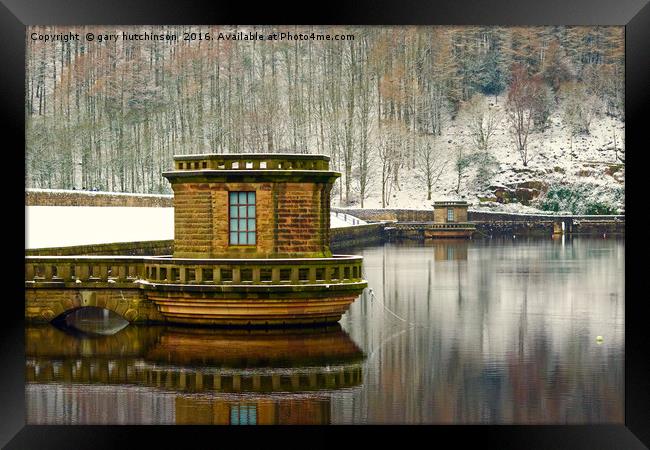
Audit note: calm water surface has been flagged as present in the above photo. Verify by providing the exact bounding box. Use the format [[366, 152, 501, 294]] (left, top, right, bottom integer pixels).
[[26, 237, 624, 424]]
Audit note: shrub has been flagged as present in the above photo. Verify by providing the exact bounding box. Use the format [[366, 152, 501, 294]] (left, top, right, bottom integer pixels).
[[537, 183, 623, 215]]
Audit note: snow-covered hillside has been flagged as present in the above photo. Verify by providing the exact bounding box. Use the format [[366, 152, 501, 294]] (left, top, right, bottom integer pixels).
[[332, 95, 625, 215]]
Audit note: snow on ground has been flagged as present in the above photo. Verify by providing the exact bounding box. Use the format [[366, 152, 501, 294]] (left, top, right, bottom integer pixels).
[[25, 206, 174, 249], [25, 206, 366, 249], [25, 188, 174, 199], [332, 95, 625, 214], [330, 212, 367, 228]]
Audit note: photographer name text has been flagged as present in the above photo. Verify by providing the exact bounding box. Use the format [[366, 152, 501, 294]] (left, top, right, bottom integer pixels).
[[30, 30, 355, 43]]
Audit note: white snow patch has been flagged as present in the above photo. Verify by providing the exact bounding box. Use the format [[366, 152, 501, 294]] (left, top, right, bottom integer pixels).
[[25, 206, 174, 249], [331, 95, 624, 213], [25, 206, 367, 249], [26, 188, 173, 199], [330, 213, 367, 228]]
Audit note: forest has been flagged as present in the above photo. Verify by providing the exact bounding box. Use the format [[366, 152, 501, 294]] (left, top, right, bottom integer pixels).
[[26, 25, 624, 208]]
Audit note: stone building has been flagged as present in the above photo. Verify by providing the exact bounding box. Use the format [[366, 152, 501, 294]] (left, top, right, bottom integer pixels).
[[433, 200, 469, 224], [165, 153, 338, 259], [26, 153, 367, 326], [423, 200, 475, 239]]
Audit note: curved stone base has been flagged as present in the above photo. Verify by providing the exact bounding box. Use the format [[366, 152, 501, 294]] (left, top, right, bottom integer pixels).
[[143, 282, 366, 326], [423, 229, 475, 239]]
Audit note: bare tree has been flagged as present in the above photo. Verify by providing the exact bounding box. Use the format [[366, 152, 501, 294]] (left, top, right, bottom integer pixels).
[[560, 81, 602, 135], [463, 94, 503, 154], [415, 135, 447, 201], [376, 121, 404, 208], [25, 25, 624, 197], [506, 64, 539, 166], [453, 144, 474, 194]]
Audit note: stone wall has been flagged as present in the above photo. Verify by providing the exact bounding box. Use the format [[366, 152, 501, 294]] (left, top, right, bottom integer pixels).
[[275, 182, 331, 257], [330, 223, 384, 251], [471, 218, 624, 237], [172, 183, 214, 258], [473, 222, 554, 237], [433, 205, 468, 223], [170, 181, 331, 259], [25, 240, 173, 256], [331, 207, 434, 222], [467, 210, 625, 222], [25, 288, 164, 323], [468, 210, 624, 236], [26, 189, 173, 207]]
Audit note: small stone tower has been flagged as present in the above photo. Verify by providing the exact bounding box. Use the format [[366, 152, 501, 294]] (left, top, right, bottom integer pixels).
[[433, 200, 469, 223], [163, 154, 339, 259]]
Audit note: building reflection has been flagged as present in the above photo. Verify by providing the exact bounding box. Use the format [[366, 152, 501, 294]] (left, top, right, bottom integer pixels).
[[27, 238, 624, 425], [26, 322, 365, 425], [427, 239, 469, 261]]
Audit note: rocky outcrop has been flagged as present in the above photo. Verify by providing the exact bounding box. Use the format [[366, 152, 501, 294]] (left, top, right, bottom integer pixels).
[[489, 180, 548, 206]]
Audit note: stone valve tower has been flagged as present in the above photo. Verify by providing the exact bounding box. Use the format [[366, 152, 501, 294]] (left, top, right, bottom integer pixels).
[[26, 153, 367, 327]]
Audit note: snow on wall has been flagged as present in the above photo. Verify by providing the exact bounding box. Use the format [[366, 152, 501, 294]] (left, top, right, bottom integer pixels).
[[25, 188, 174, 199], [25, 206, 175, 249], [25, 206, 366, 249]]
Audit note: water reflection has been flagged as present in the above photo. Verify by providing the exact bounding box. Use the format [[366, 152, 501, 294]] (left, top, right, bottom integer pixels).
[[52, 306, 130, 336], [336, 237, 624, 424], [26, 323, 364, 424], [26, 237, 624, 424], [427, 239, 469, 261]]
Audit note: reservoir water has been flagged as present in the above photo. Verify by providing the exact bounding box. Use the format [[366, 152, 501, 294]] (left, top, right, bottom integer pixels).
[[26, 237, 624, 424]]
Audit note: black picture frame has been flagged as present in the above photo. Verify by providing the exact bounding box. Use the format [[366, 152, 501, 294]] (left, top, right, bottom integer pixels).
[[3, 0, 649, 447]]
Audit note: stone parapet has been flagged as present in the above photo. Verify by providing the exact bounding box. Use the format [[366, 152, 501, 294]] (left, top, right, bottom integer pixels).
[[26, 188, 173, 207]]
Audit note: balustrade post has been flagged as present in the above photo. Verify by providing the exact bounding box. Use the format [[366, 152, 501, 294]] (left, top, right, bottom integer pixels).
[[118, 265, 127, 281], [58, 264, 70, 281], [99, 265, 108, 281], [195, 372, 203, 390], [77, 265, 90, 281], [125, 265, 135, 280], [134, 263, 144, 279], [26, 264, 34, 281], [232, 267, 241, 284]]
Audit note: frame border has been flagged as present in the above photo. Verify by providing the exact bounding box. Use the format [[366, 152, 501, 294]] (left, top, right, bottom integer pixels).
[[4, 0, 649, 447]]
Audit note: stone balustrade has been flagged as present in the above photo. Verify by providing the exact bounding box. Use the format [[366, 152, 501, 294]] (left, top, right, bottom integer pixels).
[[173, 153, 331, 171], [143, 255, 364, 285], [394, 222, 476, 230], [27, 357, 363, 393], [25, 255, 364, 287], [25, 256, 145, 285], [424, 223, 476, 229]]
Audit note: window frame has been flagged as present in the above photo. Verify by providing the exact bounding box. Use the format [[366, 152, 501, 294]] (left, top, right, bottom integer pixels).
[[228, 191, 257, 246], [229, 404, 257, 425], [447, 207, 454, 222]]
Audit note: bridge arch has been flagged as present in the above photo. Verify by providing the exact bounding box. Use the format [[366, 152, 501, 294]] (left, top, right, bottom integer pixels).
[[51, 306, 130, 336], [26, 288, 159, 324]]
